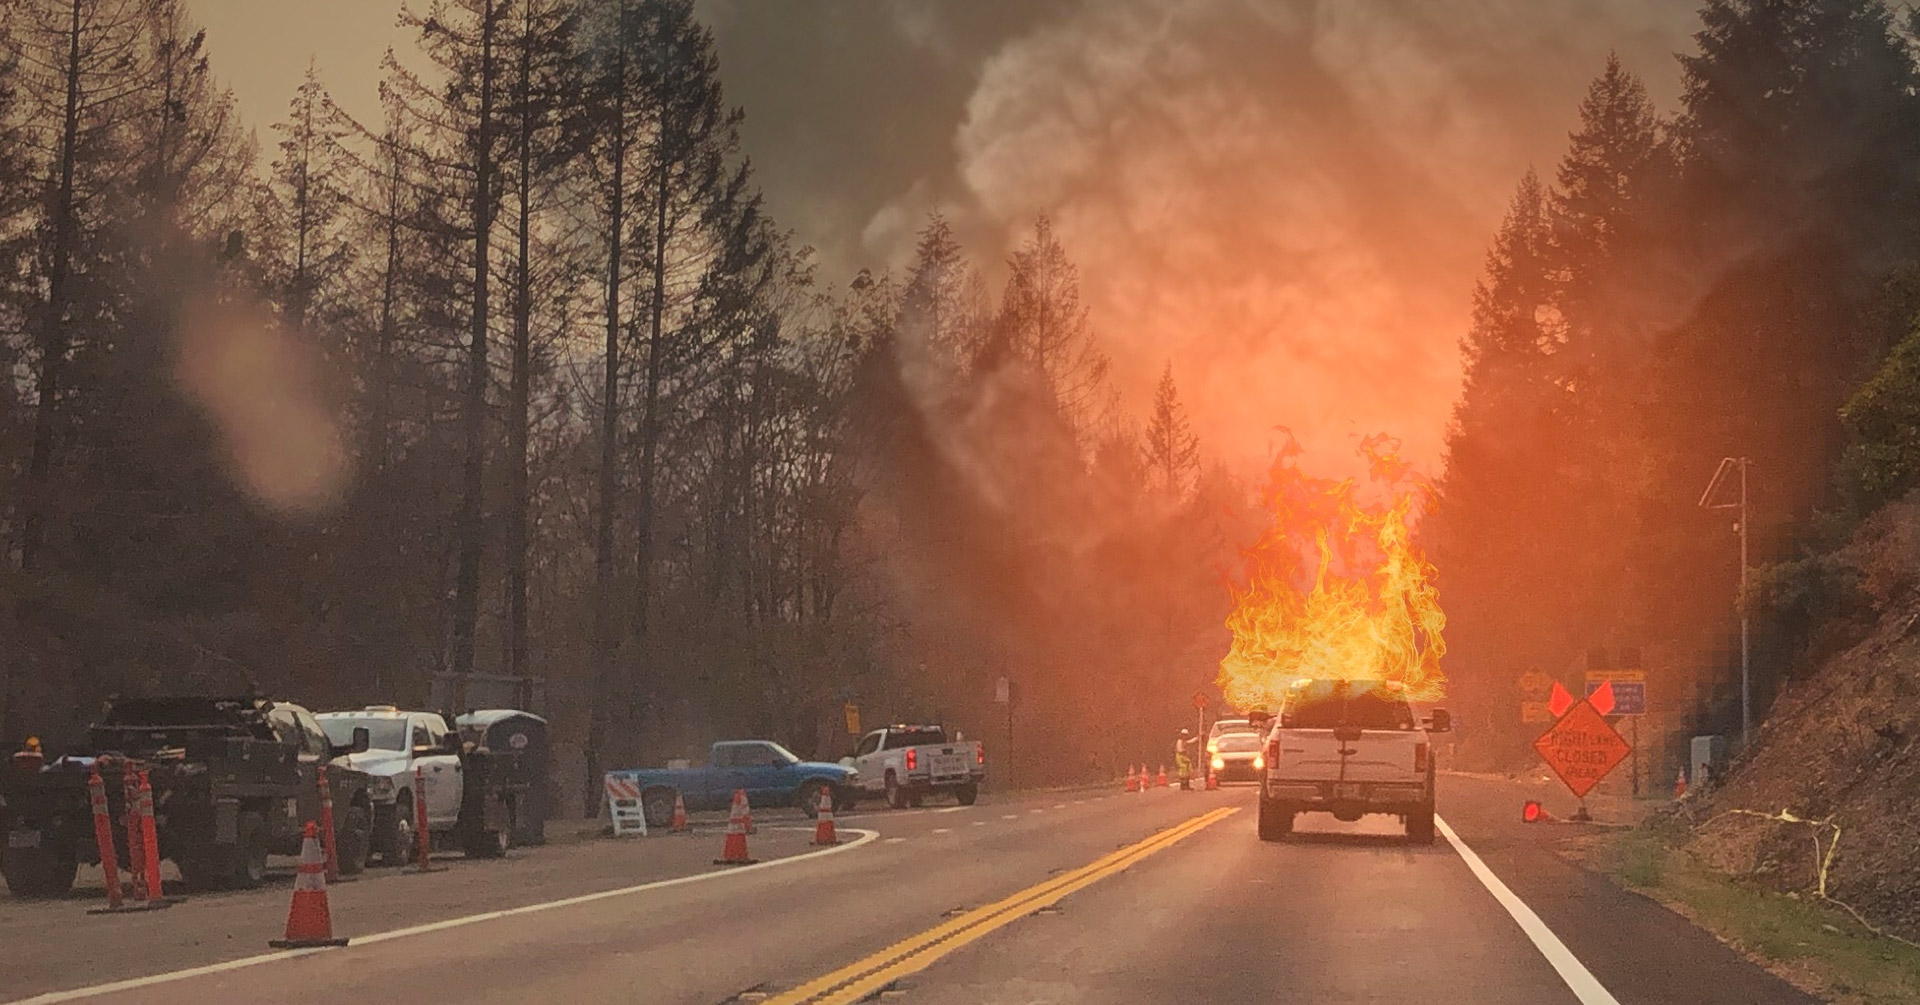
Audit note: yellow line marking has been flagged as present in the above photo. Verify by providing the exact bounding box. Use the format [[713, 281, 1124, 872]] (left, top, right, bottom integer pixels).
[[765, 807, 1236, 1005]]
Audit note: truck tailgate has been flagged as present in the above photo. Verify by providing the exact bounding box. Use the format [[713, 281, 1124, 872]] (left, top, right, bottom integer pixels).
[[923, 745, 974, 783], [1276, 729, 1421, 783]]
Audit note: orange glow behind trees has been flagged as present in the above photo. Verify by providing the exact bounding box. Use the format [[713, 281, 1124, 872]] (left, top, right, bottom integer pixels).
[[1217, 433, 1447, 711]]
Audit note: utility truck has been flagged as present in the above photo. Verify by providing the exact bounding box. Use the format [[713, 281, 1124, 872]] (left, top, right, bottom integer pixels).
[[1, 696, 375, 896]]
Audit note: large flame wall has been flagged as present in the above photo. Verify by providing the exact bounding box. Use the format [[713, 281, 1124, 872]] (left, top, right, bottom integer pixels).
[[1217, 434, 1447, 710]]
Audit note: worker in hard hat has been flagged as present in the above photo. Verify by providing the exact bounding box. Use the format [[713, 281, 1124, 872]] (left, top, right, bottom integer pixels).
[[1175, 729, 1196, 790]]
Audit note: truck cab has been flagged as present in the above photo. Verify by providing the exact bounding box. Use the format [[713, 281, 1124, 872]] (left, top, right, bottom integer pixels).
[[1256, 679, 1451, 844], [315, 707, 463, 865]]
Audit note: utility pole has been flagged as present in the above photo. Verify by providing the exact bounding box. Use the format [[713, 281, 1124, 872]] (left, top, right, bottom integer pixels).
[[1699, 457, 1752, 746]]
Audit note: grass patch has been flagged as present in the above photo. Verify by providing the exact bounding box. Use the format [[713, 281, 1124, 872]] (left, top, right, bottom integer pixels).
[[1591, 828, 1920, 1005]]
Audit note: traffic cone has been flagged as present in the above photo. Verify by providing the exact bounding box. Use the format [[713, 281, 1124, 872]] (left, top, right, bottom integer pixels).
[[714, 789, 757, 866], [1156, 765, 1169, 788], [671, 791, 689, 833], [270, 823, 349, 948], [1124, 765, 1137, 792], [1206, 769, 1219, 791], [1522, 800, 1556, 824], [1673, 768, 1687, 799], [812, 788, 839, 846]]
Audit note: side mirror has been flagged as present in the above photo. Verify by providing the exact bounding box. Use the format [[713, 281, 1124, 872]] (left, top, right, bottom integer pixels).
[[1426, 709, 1452, 734]]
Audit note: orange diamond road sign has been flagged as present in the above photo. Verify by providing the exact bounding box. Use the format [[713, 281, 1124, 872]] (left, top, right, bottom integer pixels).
[[1533, 700, 1631, 799]]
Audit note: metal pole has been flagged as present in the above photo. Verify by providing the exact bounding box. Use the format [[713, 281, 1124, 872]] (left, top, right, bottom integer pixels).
[[1005, 696, 1014, 791], [1739, 458, 1751, 746]]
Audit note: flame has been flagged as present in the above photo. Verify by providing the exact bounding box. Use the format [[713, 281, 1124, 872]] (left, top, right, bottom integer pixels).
[[1217, 432, 1446, 710]]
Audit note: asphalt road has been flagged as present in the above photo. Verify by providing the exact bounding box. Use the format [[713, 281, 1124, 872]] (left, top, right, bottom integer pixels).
[[0, 778, 1815, 1004]]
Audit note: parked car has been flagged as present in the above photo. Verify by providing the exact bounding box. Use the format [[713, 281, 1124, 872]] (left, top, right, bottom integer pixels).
[[844, 725, 984, 809], [623, 741, 856, 830]]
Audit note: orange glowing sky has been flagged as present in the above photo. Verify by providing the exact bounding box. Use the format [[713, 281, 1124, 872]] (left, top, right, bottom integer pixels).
[[197, 0, 1695, 475]]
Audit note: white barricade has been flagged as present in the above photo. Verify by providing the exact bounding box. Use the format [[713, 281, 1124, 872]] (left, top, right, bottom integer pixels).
[[604, 771, 648, 837]]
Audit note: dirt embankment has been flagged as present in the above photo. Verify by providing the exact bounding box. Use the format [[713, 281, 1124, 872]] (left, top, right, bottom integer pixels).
[[1681, 590, 1920, 942]]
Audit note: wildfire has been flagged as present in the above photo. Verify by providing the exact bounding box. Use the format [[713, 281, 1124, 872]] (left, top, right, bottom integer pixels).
[[1217, 433, 1447, 710]]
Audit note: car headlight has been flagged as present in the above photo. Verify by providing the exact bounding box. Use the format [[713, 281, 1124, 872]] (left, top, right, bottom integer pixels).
[[1210, 756, 1225, 771], [367, 775, 394, 800], [1253, 754, 1265, 770]]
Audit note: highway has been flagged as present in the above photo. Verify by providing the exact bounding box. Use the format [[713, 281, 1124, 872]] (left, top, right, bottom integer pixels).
[[1, 777, 1812, 1004]]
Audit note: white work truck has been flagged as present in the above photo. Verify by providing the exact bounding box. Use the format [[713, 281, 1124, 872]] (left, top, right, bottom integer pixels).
[[1254, 679, 1451, 844], [315, 707, 464, 864], [845, 725, 984, 809]]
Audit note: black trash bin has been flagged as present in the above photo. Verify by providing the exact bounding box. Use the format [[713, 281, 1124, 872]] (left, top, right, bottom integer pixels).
[[455, 710, 548, 846]]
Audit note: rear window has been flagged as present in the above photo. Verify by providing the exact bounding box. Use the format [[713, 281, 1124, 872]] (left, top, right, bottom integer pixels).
[[1215, 734, 1263, 753], [318, 716, 409, 751], [884, 728, 947, 749], [1282, 681, 1415, 731]]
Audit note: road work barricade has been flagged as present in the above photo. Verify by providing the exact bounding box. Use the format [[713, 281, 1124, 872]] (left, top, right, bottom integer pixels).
[[605, 771, 648, 837]]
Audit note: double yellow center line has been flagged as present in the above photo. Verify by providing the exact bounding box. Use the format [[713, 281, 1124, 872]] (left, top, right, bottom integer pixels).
[[766, 805, 1239, 1005]]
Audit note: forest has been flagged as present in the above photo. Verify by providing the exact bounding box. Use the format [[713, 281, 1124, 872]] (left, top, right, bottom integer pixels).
[[1435, 0, 1920, 772], [0, 0, 1249, 814]]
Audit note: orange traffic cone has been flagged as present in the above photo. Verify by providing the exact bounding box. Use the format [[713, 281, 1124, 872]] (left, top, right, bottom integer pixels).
[[1206, 769, 1219, 791], [270, 823, 348, 948], [1673, 768, 1687, 799], [813, 788, 839, 846], [714, 789, 757, 866], [671, 791, 690, 833], [1156, 765, 1169, 788], [1124, 765, 1137, 792]]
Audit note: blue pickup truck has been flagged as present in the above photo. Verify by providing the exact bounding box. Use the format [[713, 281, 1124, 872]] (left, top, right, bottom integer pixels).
[[623, 741, 857, 829]]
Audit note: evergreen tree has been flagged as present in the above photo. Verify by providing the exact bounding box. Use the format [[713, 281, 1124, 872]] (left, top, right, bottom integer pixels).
[[993, 216, 1110, 431], [391, 0, 511, 684], [265, 64, 355, 337], [898, 211, 986, 375], [1433, 170, 1564, 764], [1141, 363, 1199, 506]]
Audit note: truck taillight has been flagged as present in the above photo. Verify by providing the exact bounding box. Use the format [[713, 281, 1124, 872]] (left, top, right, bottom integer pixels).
[[1414, 742, 1429, 774], [905, 748, 917, 771], [1265, 736, 1279, 764], [975, 746, 984, 765]]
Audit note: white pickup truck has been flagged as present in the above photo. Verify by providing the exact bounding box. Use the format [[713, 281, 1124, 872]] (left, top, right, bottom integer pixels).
[[1254, 679, 1451, 844], [845, 725, 984, 808], [315, 707, 465, 864]]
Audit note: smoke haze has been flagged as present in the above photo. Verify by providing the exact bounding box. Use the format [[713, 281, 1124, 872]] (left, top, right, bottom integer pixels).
[[198, 0, 1698, 472]]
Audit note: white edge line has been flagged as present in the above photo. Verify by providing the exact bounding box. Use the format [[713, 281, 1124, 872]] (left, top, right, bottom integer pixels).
[[1436, 816, 1621, 1005], [11, 828, 882, 1005]]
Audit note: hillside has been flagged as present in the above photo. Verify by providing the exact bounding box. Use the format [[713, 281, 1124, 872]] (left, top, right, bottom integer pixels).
[[1683, 503, 1920, 942]]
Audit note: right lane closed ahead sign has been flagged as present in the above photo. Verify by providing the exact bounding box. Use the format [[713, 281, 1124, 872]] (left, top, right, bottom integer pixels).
[[1533, 699, 1632, 799]]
